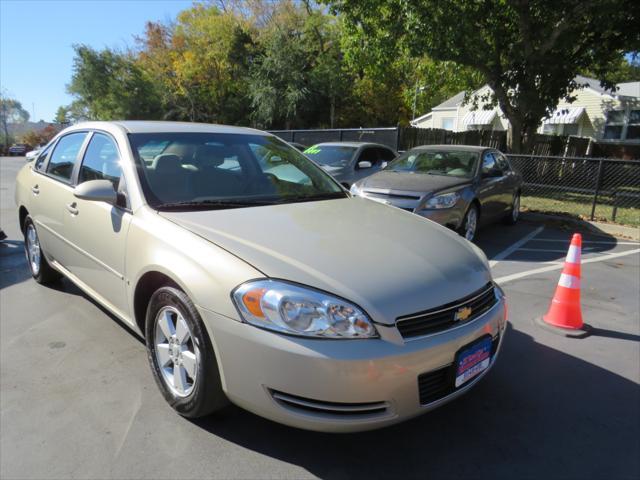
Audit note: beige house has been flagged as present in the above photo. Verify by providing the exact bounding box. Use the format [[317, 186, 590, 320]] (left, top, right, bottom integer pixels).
[[411, 76, 640, 143]]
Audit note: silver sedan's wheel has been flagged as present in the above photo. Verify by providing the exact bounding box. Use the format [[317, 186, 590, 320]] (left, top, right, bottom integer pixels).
[[154, 306, 200, 397], [25, 223, 41, 276], [463, 206, 478, 241]]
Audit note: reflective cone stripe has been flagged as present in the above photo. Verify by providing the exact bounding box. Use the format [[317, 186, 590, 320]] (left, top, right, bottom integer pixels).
[[543, 233, 584, 330]]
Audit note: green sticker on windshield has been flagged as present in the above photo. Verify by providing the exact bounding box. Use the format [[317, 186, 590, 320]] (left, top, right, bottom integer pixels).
[[304, 147, 321, 154]]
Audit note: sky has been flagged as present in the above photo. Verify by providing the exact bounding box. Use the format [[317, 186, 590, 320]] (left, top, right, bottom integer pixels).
[[1, 0, 193, 122]]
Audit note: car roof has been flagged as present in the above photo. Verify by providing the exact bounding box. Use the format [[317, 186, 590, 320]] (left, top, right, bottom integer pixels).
[[68, 120, 269, 136], [311, 142, 393, 149], [409, 144, 493, 153]]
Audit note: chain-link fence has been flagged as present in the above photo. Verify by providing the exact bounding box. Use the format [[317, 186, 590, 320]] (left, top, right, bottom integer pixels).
[[270, 128, 400, 150], [270, 126, 594, 156], [508, 155, 640, 226]]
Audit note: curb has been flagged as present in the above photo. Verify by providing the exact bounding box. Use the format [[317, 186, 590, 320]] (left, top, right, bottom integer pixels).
[[521, 212, 640, 241]]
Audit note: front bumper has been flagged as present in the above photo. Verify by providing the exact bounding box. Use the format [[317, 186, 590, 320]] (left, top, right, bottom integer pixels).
[[199, 293, 506, 432], [415, 207, 465, 229]]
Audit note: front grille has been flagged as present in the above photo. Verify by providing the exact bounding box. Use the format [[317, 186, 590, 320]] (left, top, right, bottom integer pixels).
[[397, 283, 497, 339], [418, 335, 500, 405], [363, 190, 422, 200], [270, 390, 389, 418]]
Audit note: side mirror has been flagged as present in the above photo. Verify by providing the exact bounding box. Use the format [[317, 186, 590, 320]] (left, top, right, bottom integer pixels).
[[358, 160, 373, 169], [74, 179, 117, 204]]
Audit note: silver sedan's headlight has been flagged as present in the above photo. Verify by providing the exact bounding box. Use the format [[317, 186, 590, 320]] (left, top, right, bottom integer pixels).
[[423, 192, 460, 209], [232, 280, 377, 338]]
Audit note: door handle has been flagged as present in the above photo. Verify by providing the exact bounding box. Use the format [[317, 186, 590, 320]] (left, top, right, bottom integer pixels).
[[66, 202, 79, 215], [31, 184, 39, 195]]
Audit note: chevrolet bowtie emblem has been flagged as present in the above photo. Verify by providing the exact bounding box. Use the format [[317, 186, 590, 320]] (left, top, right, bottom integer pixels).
[[454, 306, 472, 322]]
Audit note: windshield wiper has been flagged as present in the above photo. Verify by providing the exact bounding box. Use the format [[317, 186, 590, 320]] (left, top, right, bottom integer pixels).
[[279, 191, 348, 204], [155, 199, 275, 211]]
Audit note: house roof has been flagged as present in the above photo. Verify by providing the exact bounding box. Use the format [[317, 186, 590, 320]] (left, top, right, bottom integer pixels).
[[415, 75, 638, 122], [574, 75, 613, 95], [432, 91, 466, 110], [616, 81, 640, 98]]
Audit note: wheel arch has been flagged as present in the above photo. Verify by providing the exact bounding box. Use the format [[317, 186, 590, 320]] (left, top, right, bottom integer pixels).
[[469, 197, 482, 220], [18, 206, 29, 232], [132, 270, 185, 335]]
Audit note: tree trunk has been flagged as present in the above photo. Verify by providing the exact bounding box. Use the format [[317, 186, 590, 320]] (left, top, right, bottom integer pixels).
[[507, 115, 524, 154]]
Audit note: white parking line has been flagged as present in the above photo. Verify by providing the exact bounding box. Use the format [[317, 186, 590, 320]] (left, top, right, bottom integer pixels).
[[531, 238, 640, 245], [494, 248, 640, 285], [516, 247, 606, 254], [488, 226, 544, 267]]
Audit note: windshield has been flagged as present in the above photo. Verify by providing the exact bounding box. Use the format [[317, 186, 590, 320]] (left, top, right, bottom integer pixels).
[[129, 133, 345, 210], [386, 150, 478, 178], [303, 145, 357, 167]]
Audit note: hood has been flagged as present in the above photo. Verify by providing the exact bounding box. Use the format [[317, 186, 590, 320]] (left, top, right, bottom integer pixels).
[[321, 165, 346, 173], [160, 198, 491, 324], [358, 170, 471, 194]]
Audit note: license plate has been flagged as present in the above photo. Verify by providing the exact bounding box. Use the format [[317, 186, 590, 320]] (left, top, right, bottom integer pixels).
[[454, 336, 492, 388]]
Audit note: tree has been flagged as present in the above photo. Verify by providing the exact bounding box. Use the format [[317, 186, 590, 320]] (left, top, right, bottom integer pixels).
[[0, 93, 30, 147], [137, 4, 255, 123], [54, 106, 70, 125], [67, 45, 163, 120], [20, 125, 58, 147], [330, 0, 640, 152]]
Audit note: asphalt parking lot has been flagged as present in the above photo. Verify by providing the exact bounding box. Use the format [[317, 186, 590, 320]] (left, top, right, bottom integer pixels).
[[1, 156, 639, 479]]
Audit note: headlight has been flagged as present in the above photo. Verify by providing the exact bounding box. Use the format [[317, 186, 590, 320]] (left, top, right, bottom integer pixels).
[[422, 192, 460, 209], [232, 280, 377, 338], [349, 183, 362, 196]]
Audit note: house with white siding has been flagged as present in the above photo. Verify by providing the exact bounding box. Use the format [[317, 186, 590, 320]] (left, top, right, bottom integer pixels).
[[411, 76, 640, 143]]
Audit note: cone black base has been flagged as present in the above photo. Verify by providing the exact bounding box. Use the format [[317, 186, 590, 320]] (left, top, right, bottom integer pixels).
[[534, 317, 592, 338]]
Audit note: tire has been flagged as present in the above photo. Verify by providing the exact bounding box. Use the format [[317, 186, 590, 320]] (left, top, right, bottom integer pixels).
[[459, 204, 479, 242], [503, 193, 520, 225], [23, 216, 61, 284], [145, 286, 228, 418]]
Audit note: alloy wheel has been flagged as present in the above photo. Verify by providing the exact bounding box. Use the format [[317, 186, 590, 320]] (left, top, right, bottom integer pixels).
[[25, 223, 41, 276], [512, 195, 520, 222], [154, 306, 200, 397], [465, 207, 478, 241]]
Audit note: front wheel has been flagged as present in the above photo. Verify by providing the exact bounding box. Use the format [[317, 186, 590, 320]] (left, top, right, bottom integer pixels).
[[503, 193, 520, 225], [459, 204, 479, 242], [145, 286, 228, 418]]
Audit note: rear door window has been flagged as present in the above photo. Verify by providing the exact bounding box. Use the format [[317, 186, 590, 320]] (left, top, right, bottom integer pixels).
[[495, 153, 510, 172], [34, 143, 53, 171], [357, 147, 379, 168], [481, 152, 497, 175], [46, 132, 87, 182]]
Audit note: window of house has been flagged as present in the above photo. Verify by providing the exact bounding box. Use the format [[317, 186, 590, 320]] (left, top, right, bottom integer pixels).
[[563, 124, 579, 136], [441, 118, 455, 131], [627, 110, 640, 140], [603, 110, 625, 139]]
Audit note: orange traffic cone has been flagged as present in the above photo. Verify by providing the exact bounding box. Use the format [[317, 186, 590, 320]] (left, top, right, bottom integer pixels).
[[543, 233, 583, 329], [539, 233, 590, 337]]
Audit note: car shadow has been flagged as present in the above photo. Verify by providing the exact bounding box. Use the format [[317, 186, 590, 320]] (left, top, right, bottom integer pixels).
[[0, 240, 32, 289], [189, 323, 639, 479], [475, 217, 623, 264]]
